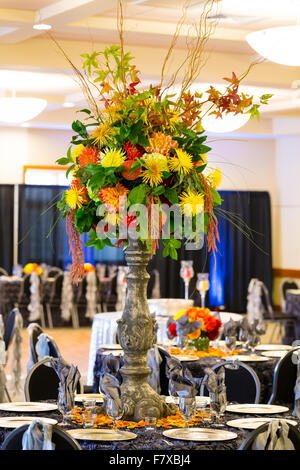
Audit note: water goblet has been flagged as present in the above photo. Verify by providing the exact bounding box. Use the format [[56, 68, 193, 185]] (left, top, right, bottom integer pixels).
[[82, 398, 97, 428], [106, 398, 123, 433], [225, 335, 239, 370], [209, 392, 227, 427], [180, 261, 194, 300], [57, 391, 74, 427], [179, 397, 196, 429], [196, 273, 209, 308]]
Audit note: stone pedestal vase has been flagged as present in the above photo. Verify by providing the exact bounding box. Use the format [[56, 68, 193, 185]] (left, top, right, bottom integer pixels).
[[117, 237, 176, 421]]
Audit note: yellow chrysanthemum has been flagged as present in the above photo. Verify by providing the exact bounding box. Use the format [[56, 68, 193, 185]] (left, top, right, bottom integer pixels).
[[142, 153, 168, 187], [90, 122, 113, 145], [169, 149, 194, 175], [105, 211, 119, 226], [179, 188, 204, 217], [207, 167, 222, 188], [200, 154, 207, 164], [71, 144, 85, 162], [65, 186, 88, 209], [166, 110, 180, 130], [100, 149, 126, 168]]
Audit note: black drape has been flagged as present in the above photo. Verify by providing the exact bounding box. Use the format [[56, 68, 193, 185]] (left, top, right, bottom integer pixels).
[[149, 191, 272, 313], [18, 185, 68, 268], [0, 185, 14, 274]]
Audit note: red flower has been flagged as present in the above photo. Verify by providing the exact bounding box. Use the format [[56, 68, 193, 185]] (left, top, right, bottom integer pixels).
[[124, 142, 144, 160], [168, 323, 177, 337], [121, 160, 142, 180]]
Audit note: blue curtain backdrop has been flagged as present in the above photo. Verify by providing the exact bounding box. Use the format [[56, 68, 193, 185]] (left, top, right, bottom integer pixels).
[[1, 185, 272, 313], [17, 185, 125, 269]]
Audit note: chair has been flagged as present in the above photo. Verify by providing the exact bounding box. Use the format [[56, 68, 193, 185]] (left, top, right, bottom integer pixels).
[[44, 274, 64, 329], [239, 421, 300, 450], [0, 268, 8, 277], [268, 347, 299, 406], [2, 308, 20, 402], [17, 274, 46, 328], [47, 267, 63, 278], [1, 423, 82, 450], [27, 323, 60, 367], [199, 361, 261, 404], [24, 357, 83, 402]]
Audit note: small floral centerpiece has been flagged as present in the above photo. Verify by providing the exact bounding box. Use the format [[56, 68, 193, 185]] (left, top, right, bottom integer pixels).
[[168, 307, 222, 351], [84, 262, 96, 273], [23, 263, 43, 275]]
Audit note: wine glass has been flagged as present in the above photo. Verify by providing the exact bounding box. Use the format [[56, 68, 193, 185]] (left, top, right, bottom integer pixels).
[[179, 397, 196, 428], [196, 273, 209, 308], [82, 398, 97, 428], [106, 398, 123, 433], [209, 392, 227, 427], [57, 391, 74, 427], [225, 335, 239, 370], [180, 261, 194, 300]]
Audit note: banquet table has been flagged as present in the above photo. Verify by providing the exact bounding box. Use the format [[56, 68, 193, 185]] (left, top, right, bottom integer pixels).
[[92, 348, 278, 404], [87, 311, 243, 386], [0, 400, 298, 451], [0, 276, 113, 327]]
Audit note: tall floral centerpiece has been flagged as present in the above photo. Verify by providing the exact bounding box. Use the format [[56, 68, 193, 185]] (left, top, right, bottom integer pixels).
[[55, 1, 271, 420]]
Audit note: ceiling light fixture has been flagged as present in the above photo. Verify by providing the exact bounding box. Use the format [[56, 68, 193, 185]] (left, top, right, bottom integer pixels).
[[63, 102, 75, 108], [201, 111, 250, 133], [246, 25, 300, 66], [0, 97, 47, 123], [33, 23, 52, 31]]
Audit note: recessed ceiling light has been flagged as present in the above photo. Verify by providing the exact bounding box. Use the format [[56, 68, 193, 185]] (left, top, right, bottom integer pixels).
[[63, 102, 75, 108], [33, 23, 52, 31]]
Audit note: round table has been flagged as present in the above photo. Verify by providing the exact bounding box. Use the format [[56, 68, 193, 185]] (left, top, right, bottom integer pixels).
[[87, 311, 243, 386], [0, 401, 298, 451]]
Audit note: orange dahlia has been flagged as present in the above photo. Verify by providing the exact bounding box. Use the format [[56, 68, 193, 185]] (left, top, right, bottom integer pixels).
[[98, 183, 129, 212], [146, 132, 178, 156], [78, 146, 99, 168]]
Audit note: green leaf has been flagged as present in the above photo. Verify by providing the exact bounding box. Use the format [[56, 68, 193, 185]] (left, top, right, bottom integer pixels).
[[66, 164, 75, 178], [128, 184, 148, 205], [56, 157, 71, 165], [72, 120, 88, 138], [151, 186, 165, 196], [211, 188, 222, 206], [195, 164, 207, 173], [164, 188, 178, 205]]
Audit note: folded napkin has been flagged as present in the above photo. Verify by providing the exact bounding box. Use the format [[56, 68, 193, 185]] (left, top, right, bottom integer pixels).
[[293, 349, 300, 419], [244, 318, 266, 349], [202, 367, 227, 410], [175, 315, 202, 338], [22, 419, 55, 450], [35, 333, 50, 362], [147, 345, 162, 394], [50, 357, 81, 411], [99, 353, 122, 409], [166, 356, 197, 398], [251, 420, 295, 450], [223, 319, 240, 339]]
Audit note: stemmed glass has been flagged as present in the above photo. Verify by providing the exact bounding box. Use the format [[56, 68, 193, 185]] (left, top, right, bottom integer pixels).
[[179, 397, 196, 429], [196, 273, 209, 308], [225, 335, 239, 370], [180, 261, 194, 300], [57, 391, 74, 427], [107, 398, 123, 434], [209, 392, 227, 427]]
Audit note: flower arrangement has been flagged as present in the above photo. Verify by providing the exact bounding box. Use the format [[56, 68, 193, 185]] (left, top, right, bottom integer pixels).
[[84, 262, 96, 273], [23, 263, 43, 275], [168, 307, 222, 351], [55, 1, 272, 283]]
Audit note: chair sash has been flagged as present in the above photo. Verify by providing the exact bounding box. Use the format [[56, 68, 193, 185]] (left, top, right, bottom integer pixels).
[[85, 272, 97, 320], [251, 420, 295, 450], [147, 345, 162, 394], [22, 420, 55, 450], [28, 273, 43, 322], [60, 272, 74, 322]]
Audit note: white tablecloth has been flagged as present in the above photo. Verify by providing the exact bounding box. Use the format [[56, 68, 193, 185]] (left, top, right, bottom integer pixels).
[[87, 310, 243, 386]]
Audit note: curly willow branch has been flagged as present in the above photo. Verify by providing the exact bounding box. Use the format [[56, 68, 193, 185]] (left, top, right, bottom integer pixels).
[[66, 210, 85, 284]]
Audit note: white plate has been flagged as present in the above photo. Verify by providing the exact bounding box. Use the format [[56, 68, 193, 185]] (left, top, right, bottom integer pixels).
[[0, 402, 58, 412], [261, 350, 288, 358], [171, 355, 199, 362], [67, 428, 137, 441], [218, 340, 243, 347], [226, 404, 289, 414], [255, 344, 292, 351], [98, 344, 122, 350], [102, 350, 123, 356], [163, 428, 237, 442], [226, 417, 297, 430], [0, 416, 57, 429], [74, 394, 104, 403], [224, 355, 270, 362]]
